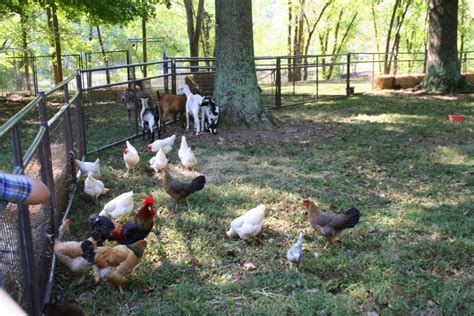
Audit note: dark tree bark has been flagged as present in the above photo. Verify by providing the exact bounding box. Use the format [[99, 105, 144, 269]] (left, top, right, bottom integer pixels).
[[184, 0, 205, 71], [20, 13, 31, 91], [419, 0, 470, 92], [214, 0, 272, 127], [46, 4, 63, 84], [96, 26, 110, 84]]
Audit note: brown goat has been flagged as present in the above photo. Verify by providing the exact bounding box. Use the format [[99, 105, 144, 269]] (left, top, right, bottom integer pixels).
[[156, 90, 186, 133]]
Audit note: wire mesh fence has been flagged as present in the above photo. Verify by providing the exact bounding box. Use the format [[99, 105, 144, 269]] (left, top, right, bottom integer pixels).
[[0, 74, 83, 315]]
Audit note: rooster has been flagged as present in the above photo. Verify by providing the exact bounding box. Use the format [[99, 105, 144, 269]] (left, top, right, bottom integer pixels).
[[226, 204, 266, 240], [84, 174, 111, 203], [303, 198, 360, 249], [90, 196, 156, 245], [123, 141, 140, 173], [93, 240, 147, 292], [149, 148, 168, 173], [145, 134, 176, 154], [54, 219, 103, 284], [74, 158, 100, 178], [178, 136, 197, 170], [99, 191, 134, 221], [162, 169, 205, 209]]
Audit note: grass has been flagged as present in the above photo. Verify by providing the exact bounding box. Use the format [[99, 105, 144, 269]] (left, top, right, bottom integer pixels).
[[54, 91, 473, 315]]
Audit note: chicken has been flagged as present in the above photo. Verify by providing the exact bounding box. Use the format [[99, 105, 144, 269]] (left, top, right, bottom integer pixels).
[[162, 169, 206, 209], [74, 158, 100, 178], [149, 148, 168, 173], [178, 136, 197, 170], [93, 240, 147, 292], [54, 219, 100, 284], [99, 191, 134, 221], [90, 196, 156, 245], [226, 204, 266, 240], [84, 174, 111, 202], [145, 134, 176, 154], [286, 231, 304, 269], [303, 198, 360, 249], [123, 141, 140, 173]]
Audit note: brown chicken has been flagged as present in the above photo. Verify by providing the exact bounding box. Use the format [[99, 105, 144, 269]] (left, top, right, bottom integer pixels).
[[162, 169, 206, 209], [303, 198, 360, 249], [54, 219, 98, 284], [93, 240, 147, 292]]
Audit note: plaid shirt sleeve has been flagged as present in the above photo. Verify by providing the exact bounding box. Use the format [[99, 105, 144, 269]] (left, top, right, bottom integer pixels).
[[0, 173, 32, 203]]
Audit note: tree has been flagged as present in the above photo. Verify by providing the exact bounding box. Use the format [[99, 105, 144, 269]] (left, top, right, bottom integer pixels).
[[214, 0, 271, 127], [184, 0, 205, 70], [419, 0, 470, 92]]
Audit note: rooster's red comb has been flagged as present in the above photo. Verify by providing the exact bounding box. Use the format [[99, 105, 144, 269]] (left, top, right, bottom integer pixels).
[[143, 196, 155, 206]]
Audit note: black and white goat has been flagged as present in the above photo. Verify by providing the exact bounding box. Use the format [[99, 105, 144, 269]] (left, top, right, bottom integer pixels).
[[138, 92, 160, 141], [120, 90, 136, 123], [199, 97, 220, 135]]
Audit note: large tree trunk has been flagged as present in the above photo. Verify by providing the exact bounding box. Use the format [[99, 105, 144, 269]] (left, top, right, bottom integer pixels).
[[214, 0, 272, 127], [287, 0, 293, 81], [419, 0, 469, 92], [291, 0, 305, 81], [184, 0, 205, 71]]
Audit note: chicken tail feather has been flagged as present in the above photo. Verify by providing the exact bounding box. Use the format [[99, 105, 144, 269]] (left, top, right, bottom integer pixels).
[[191, 176, 206, 192], [343, 208, 360, 228]]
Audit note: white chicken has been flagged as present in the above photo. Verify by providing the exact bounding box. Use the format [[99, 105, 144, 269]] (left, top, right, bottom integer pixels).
[[145, 134, 176, 154], [84, 174, 111, 202], [74, 158, 100, 178], [149, 148, 168, 173], [178, 136, 197, 170], [286, 231, 304, 269], [123, 141, 140, 173], [99, 191, 134, 221], [226, 204, 266, 240]]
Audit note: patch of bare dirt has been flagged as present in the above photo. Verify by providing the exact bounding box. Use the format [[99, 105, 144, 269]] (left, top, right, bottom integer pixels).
[[161, 119, 344, 147]]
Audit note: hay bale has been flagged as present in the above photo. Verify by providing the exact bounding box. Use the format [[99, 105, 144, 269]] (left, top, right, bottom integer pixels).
[[395, 74, 424, 88], [373, 75, 395, 90], [463, 73, 474, 84], [185, 72, 215, 95]]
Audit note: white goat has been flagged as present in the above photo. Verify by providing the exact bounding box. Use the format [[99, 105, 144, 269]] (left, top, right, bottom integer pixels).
[[180, 84, 204, 135]]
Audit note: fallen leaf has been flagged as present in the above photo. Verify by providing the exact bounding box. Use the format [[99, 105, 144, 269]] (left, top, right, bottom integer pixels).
[[190, 258, 201, 266]]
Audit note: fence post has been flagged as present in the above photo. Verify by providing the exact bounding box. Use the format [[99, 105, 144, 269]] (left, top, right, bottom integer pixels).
[[316, 56, 319, 101], [346, 53, 351, 96], [37, 92, 57, 234], [63, 84, 73, 159], [11, 126, 41, 316], [275, 57, 281, 107], [75, 70, 86, 158], [171, 59, 177, 94], [163, 55, 169, 94]]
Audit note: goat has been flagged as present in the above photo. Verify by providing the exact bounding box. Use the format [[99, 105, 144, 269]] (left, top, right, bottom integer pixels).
[[199, 97, 220, 135], [156, 88, 186, 134], [181, 84, 204, 135], [138, 92, 160, 142], [120, 90, 136, 123]]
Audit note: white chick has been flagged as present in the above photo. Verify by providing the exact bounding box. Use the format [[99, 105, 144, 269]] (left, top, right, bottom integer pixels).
[[74, 158, 100, 178], [84, 174, 111, 203], [99, 191, 134, 221], [145, 134, 176, 154], [123, 141, 140, 173], [226, 204, 266, 240], [149, 148, 168, 173], [286, 231, 304, 269]]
